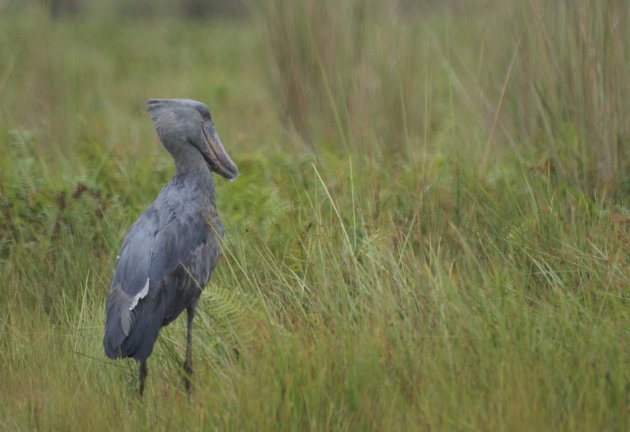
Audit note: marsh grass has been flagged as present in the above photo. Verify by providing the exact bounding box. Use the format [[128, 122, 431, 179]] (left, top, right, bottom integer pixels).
[[0, 1, 628, 431], [509, 0, 629, 192], [260, 0, 629, 192]]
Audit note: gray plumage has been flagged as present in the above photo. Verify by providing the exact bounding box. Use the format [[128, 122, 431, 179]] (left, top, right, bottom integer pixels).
[[103, 98, 238, 396]]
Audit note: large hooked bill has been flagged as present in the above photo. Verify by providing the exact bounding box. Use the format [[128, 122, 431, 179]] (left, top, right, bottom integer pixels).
[[200, 121, 238, 180]]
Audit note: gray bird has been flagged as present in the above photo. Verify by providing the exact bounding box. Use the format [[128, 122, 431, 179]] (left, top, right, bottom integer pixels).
[[103, 98, 238, 396]]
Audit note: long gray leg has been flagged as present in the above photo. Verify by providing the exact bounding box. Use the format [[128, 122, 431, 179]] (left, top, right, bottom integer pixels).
[[139, 359, 148, 396], [183, 300, 198, 398]]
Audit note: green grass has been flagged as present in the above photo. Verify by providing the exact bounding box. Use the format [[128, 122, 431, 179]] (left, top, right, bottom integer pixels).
[[1, 1, 628, 431]]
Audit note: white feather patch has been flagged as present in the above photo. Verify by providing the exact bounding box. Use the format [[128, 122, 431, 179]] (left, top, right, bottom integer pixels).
[[128, 278, 150, 311]]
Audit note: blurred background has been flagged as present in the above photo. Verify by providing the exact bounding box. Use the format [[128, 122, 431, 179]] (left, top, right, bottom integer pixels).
[[2, 0, 628, 188], [0, 0, 628, 430]]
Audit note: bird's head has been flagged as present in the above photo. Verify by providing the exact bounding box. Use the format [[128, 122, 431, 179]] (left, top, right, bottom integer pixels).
[[146, 98, 238, 180]]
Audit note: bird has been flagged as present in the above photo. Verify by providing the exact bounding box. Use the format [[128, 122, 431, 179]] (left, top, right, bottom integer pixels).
[[103, 98, 238, 397]]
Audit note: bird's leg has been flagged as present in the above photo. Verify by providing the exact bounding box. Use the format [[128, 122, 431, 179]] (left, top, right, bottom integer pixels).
[[139, 359, 148, 397], [183, 300, 198, 398]]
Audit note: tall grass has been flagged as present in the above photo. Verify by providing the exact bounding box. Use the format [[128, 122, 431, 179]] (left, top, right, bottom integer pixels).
[[510, 0, 629, 192], [259, 0, 431, 156], [0, 1, 628, 431], [260, 0, 629, 192]]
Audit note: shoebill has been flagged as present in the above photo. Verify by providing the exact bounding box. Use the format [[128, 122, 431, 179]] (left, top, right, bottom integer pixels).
[[103, 98, 238, 397]]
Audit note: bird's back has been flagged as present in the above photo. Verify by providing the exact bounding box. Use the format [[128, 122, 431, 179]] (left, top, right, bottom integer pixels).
[[104, 176, 223, 360]]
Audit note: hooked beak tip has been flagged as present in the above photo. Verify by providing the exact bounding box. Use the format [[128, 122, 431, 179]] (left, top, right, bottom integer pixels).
[[223, 164, 239, 181]]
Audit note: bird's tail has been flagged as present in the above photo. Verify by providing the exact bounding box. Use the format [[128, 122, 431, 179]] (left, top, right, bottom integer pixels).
[[103, 284, 134, 359], [104, 283, 164, 360]]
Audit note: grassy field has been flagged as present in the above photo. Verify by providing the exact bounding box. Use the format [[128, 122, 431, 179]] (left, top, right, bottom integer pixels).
[[0, 1, 628, 430]]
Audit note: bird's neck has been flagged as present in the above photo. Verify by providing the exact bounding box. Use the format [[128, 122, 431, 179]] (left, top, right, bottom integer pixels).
[[173, 157, 216, 202], [172, 145, 207, 175]]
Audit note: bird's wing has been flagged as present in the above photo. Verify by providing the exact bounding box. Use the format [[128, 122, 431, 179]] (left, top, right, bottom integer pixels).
[[114, 204, 211, 293], [104, 202, 214, 358]]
